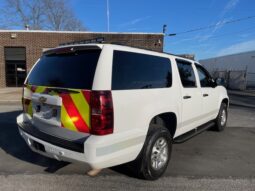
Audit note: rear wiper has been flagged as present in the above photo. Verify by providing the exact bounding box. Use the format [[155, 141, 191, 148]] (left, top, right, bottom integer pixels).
[[47, 87, 79, 94]]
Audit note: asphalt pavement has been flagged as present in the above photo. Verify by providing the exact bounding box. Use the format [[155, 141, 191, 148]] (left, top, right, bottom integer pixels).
[[0, 95, 254, 190]]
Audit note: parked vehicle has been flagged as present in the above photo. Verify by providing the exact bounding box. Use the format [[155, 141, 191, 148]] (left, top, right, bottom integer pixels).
[[17, 44, 229, 180]]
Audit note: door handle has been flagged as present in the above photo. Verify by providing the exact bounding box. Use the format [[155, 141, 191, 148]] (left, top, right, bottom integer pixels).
[[183, 95, 192, 99], [203, 93, 209, 97]]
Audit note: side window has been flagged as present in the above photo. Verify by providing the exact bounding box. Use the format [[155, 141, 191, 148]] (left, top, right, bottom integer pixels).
[[195, 64, 213, 87], [112, 50, 172, 90], [176, 59, 196, 88]]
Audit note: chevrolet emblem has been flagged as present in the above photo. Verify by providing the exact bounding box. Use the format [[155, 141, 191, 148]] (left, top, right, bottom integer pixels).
[[38, 96, 47, 104]]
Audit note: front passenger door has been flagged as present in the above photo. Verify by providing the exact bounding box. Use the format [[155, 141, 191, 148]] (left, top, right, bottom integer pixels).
[[195, 64, 219, 123], [176, 59, 203, 134]]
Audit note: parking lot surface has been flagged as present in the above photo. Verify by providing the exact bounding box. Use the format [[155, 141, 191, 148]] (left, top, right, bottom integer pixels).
[[0, 97, 254, 190]]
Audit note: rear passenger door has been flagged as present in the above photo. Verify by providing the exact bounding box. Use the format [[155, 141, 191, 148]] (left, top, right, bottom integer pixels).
[[176, 59, 203, 133], [195, 64, 219, 123]]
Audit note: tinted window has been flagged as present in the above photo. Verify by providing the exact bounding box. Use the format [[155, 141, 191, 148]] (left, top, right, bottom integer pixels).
[[26, 49, 101, 89], [196, 64, 213, 87], [112, 51, 172, 90], [176, 59, 196, 88]]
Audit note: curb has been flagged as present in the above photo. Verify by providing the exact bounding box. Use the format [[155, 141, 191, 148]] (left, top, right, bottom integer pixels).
[[229, 102, 255, 109], [228, 92, 255, 97]]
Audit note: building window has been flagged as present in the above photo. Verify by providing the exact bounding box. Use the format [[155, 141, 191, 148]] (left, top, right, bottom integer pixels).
[[4, 47, 27, 87]]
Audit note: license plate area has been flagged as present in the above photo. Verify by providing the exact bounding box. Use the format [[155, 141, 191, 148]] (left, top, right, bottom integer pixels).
[[31, 93, 62, 124], [32, 102, 60, 121]]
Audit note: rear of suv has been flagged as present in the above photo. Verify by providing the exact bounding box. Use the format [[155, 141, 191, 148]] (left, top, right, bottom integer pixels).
[[17, 44, 229, 180]]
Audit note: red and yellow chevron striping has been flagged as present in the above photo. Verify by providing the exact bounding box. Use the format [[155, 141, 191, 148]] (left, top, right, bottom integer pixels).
[[23, 85, 91, 133], [60, 92, 90, 133]]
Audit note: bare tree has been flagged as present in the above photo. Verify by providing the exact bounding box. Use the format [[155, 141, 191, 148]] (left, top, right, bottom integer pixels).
[[42, 0, 85, 31], [0, 0, 86, 31]]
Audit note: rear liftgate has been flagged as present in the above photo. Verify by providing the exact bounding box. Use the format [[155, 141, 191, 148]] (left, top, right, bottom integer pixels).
[[22, 85, 91, 133], [22, 85, 114, 136]]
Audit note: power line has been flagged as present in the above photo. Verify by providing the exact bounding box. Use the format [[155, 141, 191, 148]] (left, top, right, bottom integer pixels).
[[205, 26, 255, 39], [168, 15, 255, 36], [173, 25, 255, 43]]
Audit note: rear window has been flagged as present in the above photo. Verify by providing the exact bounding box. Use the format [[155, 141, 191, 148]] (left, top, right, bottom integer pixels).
[[112, 50, 172, 90], [26, 49, 101, 89]]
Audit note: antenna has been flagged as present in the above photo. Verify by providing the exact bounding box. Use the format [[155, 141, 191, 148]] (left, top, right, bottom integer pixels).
[[106, 0, 110, 32]]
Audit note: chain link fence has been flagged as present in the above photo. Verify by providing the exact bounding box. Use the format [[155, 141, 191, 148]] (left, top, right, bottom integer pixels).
[[211, 70, 255, 90], [247, 72, 255, 89]]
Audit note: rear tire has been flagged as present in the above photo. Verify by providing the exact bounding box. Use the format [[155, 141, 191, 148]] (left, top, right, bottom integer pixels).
[[214, 103, 228, 131], [130, 124, 172, 180]]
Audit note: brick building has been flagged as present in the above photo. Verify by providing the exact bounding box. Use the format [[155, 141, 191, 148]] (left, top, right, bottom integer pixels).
[[0, 30, 164, 88]]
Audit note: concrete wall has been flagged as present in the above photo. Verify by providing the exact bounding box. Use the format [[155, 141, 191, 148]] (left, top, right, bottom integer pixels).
[[200, 51, 255, 72], [200, 51, 255, 89]]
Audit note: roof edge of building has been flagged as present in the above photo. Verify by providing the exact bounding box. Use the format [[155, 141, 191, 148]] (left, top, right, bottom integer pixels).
[[0, 29, 164, 35], [200, 49, 255, 61]]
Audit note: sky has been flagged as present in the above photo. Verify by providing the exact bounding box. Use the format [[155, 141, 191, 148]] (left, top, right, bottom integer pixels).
[[68, 0, 255, 60]]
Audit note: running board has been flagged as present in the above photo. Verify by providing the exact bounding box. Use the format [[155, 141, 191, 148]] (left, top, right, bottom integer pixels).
[[173, 121, 215, 143]]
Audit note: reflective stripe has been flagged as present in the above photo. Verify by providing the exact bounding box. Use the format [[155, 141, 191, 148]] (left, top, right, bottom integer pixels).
[[35, 86, 46, 93], [82, 90, 90, 104], [70, 90, 90, 128], [27, 102, 33, 116], [23, 85, 91, 133], [61, 104, 78, 131], [24, 86, 33, 116], [61, 94, 90, 133]]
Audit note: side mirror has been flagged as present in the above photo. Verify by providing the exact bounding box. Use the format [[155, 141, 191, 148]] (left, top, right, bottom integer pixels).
[[209, 78, 217, 88], [215, 77, 226, 87]]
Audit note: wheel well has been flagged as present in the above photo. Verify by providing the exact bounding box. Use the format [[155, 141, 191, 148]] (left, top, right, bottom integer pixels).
[[149, 112, 177, 138], [222, 98, 229, 106]]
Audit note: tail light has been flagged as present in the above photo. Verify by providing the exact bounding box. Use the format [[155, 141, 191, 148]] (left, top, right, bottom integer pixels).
[[90, 91, 114, 135], [22, 85, 29, 113], [22, 85, 31, 113], [22, 97, 31, 113]]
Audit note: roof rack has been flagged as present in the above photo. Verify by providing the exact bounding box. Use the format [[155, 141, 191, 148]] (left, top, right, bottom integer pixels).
[[59, 37, 162, 47]]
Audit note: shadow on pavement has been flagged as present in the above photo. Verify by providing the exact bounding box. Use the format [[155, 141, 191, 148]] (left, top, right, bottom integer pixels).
[[0, 110, 69, 173]]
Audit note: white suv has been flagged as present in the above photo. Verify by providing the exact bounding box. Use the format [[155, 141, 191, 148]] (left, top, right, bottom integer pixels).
[[17, 44, 229, 180]]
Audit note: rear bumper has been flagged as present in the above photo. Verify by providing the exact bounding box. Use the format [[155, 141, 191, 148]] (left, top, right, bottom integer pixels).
[[18, 118, 86, 153], [19, 128, 88, 163], [17, 113, 146, 169]]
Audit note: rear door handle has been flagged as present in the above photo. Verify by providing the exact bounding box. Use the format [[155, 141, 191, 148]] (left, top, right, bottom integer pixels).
[[203, 94, 209, 97], [183, 95, 192, 99]]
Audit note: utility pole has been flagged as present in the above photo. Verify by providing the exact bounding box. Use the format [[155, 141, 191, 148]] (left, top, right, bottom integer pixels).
[[163, 24, 167, 34], [107, 0, 110, 32]]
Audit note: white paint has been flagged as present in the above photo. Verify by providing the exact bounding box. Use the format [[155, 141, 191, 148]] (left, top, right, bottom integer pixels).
[[17, 44, 228, 170]]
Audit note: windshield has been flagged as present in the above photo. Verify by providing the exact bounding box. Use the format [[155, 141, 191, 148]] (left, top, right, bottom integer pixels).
[[26, 49, 101, 89]]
